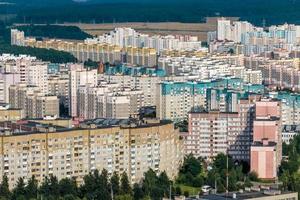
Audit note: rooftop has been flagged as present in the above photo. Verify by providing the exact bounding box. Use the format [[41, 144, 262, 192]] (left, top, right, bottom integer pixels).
[[198, 190, 297, 200]]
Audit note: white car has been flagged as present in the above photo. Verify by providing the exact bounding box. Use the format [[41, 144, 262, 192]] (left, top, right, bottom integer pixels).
[[201, 185, 212, 193]]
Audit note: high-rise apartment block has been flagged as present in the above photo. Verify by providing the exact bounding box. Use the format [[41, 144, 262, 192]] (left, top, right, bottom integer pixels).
[[10, 29, 25, 46], [250, 99, 282, 180], [9, 84, 59, 119], [77, 85, 144, 120], [69, 69, 98, 117], [0, 119, 183, 188], [186, 94, 260, 161]]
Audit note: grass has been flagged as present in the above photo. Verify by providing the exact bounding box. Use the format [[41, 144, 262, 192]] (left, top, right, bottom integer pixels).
[[175, 184, 201, 196]]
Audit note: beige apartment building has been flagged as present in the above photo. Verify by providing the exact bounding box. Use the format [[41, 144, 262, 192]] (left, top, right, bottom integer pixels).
[[25, 39, 157, 67], [0, 120, 183, 188], [0, 104, 24, 122]]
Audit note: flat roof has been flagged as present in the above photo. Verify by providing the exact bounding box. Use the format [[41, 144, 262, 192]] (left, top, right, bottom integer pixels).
[[199, 191, 297, 200]]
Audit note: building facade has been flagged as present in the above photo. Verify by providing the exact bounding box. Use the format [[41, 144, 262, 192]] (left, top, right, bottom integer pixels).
[[0, 120, 183, 188]]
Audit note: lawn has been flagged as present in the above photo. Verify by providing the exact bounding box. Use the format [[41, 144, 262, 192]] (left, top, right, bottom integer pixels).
[[175, 184, 201, 196]]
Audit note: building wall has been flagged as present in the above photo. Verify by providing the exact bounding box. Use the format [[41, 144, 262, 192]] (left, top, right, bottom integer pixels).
[[0, 123, 183, 188], [250, 146, 277, 180], [251, 99, 282, 180], [0, 109, 23, 122]]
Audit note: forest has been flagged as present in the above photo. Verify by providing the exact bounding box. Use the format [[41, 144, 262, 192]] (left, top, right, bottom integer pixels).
[[0, 23, 77, 63], [16, 25, 91, 40], [3, 0, 299, 26]]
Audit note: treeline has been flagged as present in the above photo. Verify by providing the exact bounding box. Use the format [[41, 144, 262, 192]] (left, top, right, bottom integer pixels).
[[0, 23, 77, 63], [13, 0, 300, 26], [16, 25, 92, 40], [0, 44, 77, 63], [0, 169, 173, 200], [176, 154, 258, 194], [280, 135, 300, 197]]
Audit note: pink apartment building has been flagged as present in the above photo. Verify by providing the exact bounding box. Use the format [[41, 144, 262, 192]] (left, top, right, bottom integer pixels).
[[185, 94, 261, 161], [250, 99, 282, 180]]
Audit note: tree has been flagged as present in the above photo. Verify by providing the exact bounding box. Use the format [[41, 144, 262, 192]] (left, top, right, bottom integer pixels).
[[94, 169, 111, 200], [177, 154, 203, 186], [133, 183, 144, 200], [80, 171, 98, 200], [120, 172, 132, 195], [158, 171, 170, 197], [280, 171, 291, 191], [39, 175, 60, 199], [49, 175, 60, 198], [0, 175, 11, 199], [59, 177, 78, 197], [25, 176, 38, 199], [248, 171, 259, 182], [149, 186, 164, 200], [175, 186, 182, 196], [12, 177, 25, 200], [111, 172, 120, 196], [39, 176, 51, 198], [183, 191, 189, 197], [115, 194, 133, 200], [142, 169, 157, 196]]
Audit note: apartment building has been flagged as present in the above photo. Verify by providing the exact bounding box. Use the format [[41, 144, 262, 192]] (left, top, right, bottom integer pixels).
[[0, 104, 24, 122], [0, 54, 49, 94], [0, 73, 20, 103], [11, 29, 25, 46], [250, 99, 282, 180], [101, 74, 162, 107], [9, 84, 59, 119], [158, 78, 264, 122], [185, 94, 260, 161], [158, 56, 262, 84], [23, 38, 158, 67], [86, 27, 202, 52], [77, 83, 143, 120], [0, 119, 183, 188], [282, 125, 300, 144], [47, 75, 69, 107], [187, 112, 239, 159], [69, 69, 98, 117], [125, 46, 157, 67]]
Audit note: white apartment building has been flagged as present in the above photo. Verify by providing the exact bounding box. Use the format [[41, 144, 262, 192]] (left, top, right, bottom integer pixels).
[[0, 73, 20, 103], [158, 56, 263, 84], [86, 27, 202, 52], [217, 18, 255, 42], [77, 84, 144, 119], [0, 54, 49, 94], [11, 29, 25, 46], [69, 69, 98, 117]]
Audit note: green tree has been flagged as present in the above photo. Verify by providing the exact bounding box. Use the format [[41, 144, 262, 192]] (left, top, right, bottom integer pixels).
[[120, 172, 132, 195], [12, 177, 25, 200], [0, 175, 11, 199], [149, 187, 164, 200], [133, 183, 144, 200], [158, 171, 170, 197], [80, 171, 98, 200], [142, 169, 157, 196], [111, 172, 120, 196], [115, 194, 133, 200], [177, 154, 203, 186], [94, 169, 111, 200], [25, 176, 38, 199], [49, 175, 60, 198], [248, 171, 259, 182], [59, 177, 78, 197]]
